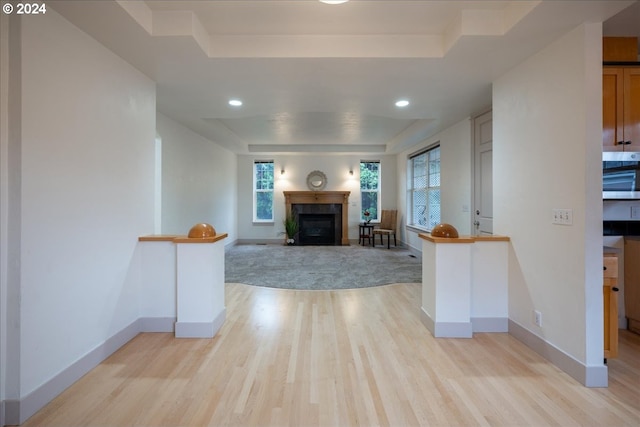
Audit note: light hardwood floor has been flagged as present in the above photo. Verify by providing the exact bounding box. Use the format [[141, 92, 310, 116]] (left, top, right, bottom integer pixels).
[[20, 283, 640, 427]]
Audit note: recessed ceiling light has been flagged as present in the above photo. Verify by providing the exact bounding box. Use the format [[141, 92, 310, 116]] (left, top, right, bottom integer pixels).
[[395, 100, 410, 108], [319, 0, 349, 4], [228, 99, 243, 107]]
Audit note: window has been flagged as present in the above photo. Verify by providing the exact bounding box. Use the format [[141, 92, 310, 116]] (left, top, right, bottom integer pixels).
[[360, 161, 380, 221], [254, 160, 274, 222], [408, 146, 440, 230]]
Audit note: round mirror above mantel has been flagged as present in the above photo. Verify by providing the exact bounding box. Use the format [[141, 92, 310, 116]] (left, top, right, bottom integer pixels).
[[306, 170, 327, 191]]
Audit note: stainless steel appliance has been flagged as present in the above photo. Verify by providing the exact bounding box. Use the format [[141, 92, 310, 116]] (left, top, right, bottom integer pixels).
[[603, 152, 640, 200]]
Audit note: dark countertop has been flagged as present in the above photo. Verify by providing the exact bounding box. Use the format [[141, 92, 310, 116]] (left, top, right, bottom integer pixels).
[[603, 221, 640, 236]]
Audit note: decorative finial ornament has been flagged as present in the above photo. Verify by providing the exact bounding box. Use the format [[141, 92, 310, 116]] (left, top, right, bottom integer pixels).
[[188, 223, 216, 238], [430, 223, 459, 238]]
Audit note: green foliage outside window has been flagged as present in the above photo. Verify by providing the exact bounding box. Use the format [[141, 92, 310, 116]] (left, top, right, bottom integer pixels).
[[360, 161, 380, 221], [255, 161, 274, 221]]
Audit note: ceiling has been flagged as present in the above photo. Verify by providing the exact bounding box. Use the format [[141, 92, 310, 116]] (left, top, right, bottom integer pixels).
[[49, 0, 639, 155]]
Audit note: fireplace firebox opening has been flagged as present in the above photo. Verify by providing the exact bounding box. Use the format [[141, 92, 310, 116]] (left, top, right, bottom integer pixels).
[[298, 214, 336, 245]]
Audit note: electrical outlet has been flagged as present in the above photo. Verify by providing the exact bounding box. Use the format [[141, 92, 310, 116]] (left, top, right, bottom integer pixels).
[[534, 310, 542, 327], [631, 206, 640, 219], [552, 208, 573, 225]]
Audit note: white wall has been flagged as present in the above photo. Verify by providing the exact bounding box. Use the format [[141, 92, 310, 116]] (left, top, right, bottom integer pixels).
[[237, 154, 396, 242], [0, 10, 16, 422], [18, 8, 155, 402], [157, 113, 238, 242], [398, 118, 473, 253], [493, 24, 604, 373]]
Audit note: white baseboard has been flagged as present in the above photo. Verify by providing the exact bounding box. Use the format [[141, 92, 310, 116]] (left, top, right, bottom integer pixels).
[[472, 317, 508, 333], [10, 319, 140, 425], [406, 244, 422, 259], [419, 314, 608, 387], [420, 307, 473, 338], [140, 316, 175, 332], [235, 239, 282, 245], [406, 244, 421, 258], [233, 239, 411, 249], [350, 238, 407, 247], [509, 319, 608, 387], [422, 312, 508, 335], [3, 315, 197, 425], [434, 321, 473, 338], [420, 307, 435, 334], [175, 309, 226, 338], [3, 400, 18, 427]]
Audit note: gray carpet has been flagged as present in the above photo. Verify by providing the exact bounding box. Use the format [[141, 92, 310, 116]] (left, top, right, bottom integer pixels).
[[225, 244, 422, 290]]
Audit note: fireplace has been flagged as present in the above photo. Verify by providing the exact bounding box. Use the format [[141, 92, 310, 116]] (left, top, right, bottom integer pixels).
[[292, 203, 342, 245], [299, 214, 336, 245], [284, 191, 350, 245]]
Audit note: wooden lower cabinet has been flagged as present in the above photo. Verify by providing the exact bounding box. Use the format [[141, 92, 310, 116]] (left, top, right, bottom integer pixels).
[[625, 238, 640, 335], [603, 254, 619, 359]]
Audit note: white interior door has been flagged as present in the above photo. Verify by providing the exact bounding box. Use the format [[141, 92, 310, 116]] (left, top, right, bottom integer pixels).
[[473, 110, 493, 235]]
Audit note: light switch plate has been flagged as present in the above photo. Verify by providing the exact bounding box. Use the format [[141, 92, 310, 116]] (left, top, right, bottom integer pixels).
[[552, 208, 573, 225]]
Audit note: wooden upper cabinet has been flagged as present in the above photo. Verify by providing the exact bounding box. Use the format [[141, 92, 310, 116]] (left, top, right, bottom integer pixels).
[[603, 66, 640, 152], [603, 68, 624, 151], [624, 68, 640, 151], [603, 37, 638, 62]]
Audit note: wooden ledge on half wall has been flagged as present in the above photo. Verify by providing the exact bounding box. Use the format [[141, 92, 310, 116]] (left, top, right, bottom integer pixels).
[[139, 234, 228, 244], [419, 233, 510, 244]]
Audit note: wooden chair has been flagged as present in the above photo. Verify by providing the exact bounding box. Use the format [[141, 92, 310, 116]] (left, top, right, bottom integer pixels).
[[373, 210, 397, 249]]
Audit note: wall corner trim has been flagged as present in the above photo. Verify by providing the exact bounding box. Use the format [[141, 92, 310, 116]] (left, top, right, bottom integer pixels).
[[420, 307, 473, 338], [471, 317, 508, 333], [7, 316, 180, 425], [508, 319, 608, 388], [1, 400, 6, 427], [175, 309, 226, 338]]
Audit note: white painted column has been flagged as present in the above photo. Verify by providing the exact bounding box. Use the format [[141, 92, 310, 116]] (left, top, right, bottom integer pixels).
[[471, 238, 509, 332], [138, 237, 178, 332], [420, 233, 511, 338], [420, 235, 474, 338], [174, 234, 227, 338]]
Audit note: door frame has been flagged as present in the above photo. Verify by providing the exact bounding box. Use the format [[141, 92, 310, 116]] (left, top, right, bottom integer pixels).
[[471, 108, 493, 235]]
